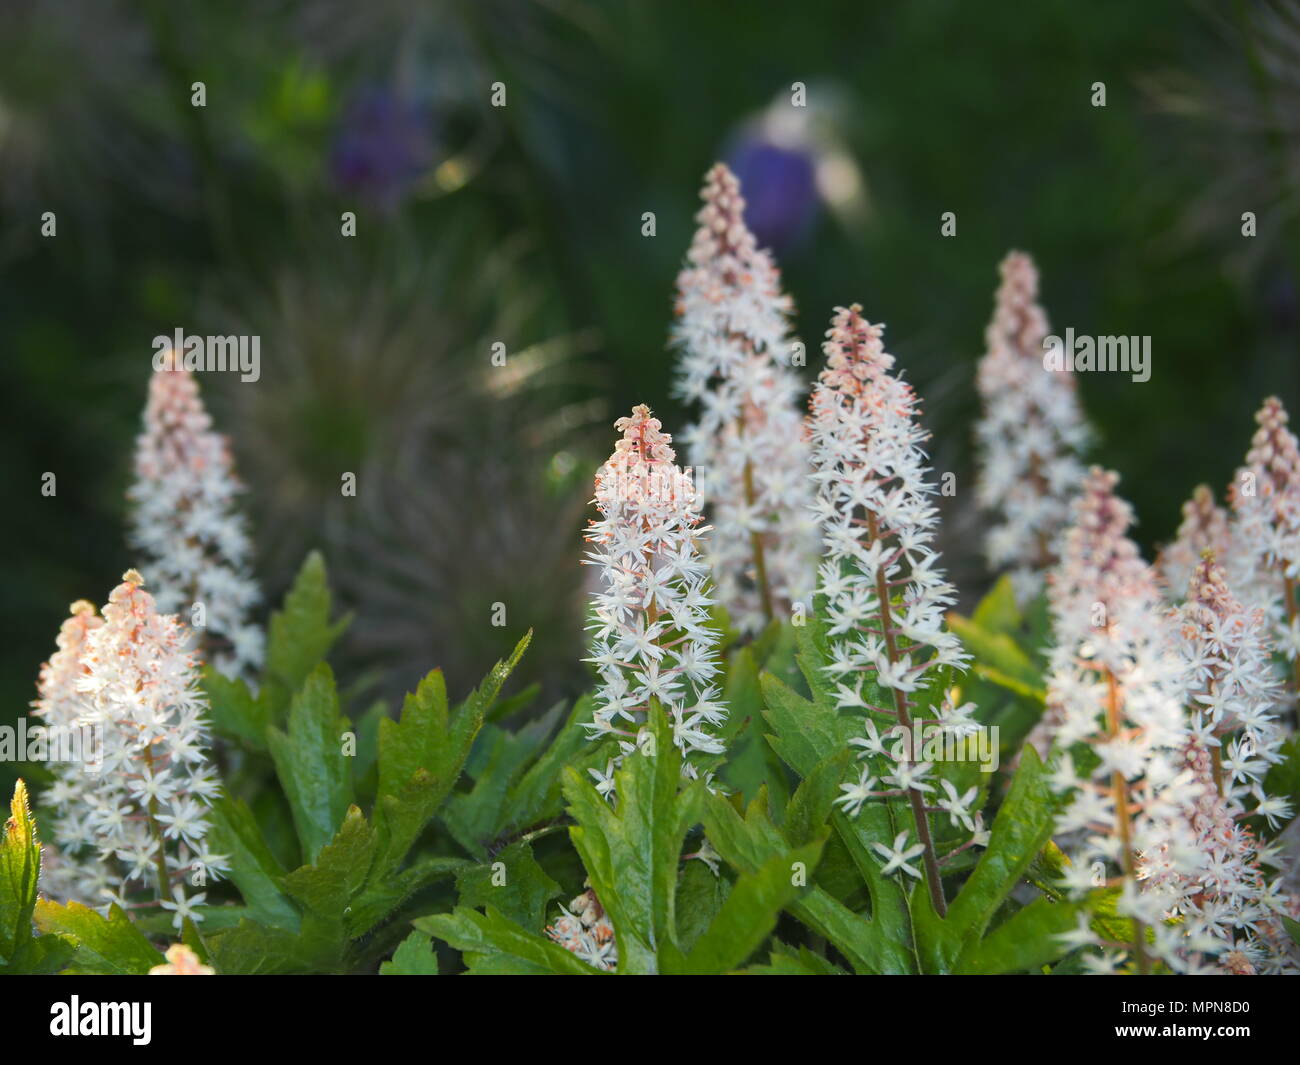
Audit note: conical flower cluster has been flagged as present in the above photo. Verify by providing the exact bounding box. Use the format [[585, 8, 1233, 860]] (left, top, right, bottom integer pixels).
[[808, 306, 971, 911], [582, 405, 726, 793], [974, 252, 1088, 603], [1166, 553, 1297, 973], [808, 306, 968, 694], [1227, 397, 1300, 670], [129, 362, 263, 682], [29, 600, 106, 904], [1044, 469, 1214, 974], [32, 571, 226, 926], [1175, 553, 1286, 806], [672, 162, 818, 634], [1175, 735, 1298, 974], [1157, 485, 1233, 601]]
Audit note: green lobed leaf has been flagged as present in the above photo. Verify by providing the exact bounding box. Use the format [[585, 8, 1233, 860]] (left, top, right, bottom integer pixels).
[[441, 699, 569, 857], [0, 780, 40, 968], [281, 805, 376, 922], [202, 668, 270, 751], [759, 672, 853, 780], [744, 941, 849, 975], [911, 745, 1061, 972], [561, 704, 699, 974], [380, 929, 440, 975], [970, 575, 1023, 633], [784, 749, 851, 847], [498, 694, 601, 833], [346, 854, 470, 939], [453, 840, 560, 932], [229, 805, 388, 968], [946, 745, 1058, 936], [33, 900, 164, 975], [700, 788, 903, 975], [669, 839, 825, 974], [417, 905, 603, 975], [266, 663, 354, 863], [373, 632, 531, 874], [717, 647, 790, 807], [673, 859, 728, 954], [759, 642, 914, 973], [262, 551, 351, 719], [208, 913, 344, 974], [205, 796, 300, 931], [953, 895, 1086, 974]]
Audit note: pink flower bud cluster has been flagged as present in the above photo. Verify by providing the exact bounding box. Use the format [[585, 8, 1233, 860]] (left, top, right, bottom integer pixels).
[[1157, 485, 1232, 600], [546, 889, 617, 971]]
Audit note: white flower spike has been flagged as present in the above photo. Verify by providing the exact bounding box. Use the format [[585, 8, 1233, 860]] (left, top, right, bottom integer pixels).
[[129, 359, 263, 682], [33, 571, 227, 922], [672, 162, 818, 634], [974, 252, 1088, 602], [1044, 468, 1216, 974], [808, 304, 973, 916], [582, 405, 726, 788]]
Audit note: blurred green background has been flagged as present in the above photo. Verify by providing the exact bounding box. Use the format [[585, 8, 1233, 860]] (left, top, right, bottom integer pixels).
[[3, 0, 1298, 795]]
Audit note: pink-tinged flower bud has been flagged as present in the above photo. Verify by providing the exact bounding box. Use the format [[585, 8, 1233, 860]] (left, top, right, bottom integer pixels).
[[546, 889, 617, 971], [148, 943, 215, 975], [974, 252, 1088, 602], [1157, 484, 1232, 600], [671, 163, 818, 634]]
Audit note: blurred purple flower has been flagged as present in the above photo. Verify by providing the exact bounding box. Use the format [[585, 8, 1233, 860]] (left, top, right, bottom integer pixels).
[[330, 86, 435, 211], [725, 138, 819, 253]]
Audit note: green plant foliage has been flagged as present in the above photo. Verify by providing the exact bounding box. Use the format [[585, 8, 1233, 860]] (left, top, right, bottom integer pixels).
[[266, 664, 355, 865], [452, 841, 560, 931], [418, 904, 603, 975], [262, 551, 353, 717], [947, 576, 1052, 756], [908, 747, 1078, 974], [193, 563, 540, 972], [16, 559, 1295, 977], [423, 707, 823, 974], [702, 604, 1082, 974], [1, 781, 71, 974], [33, 900, 163, 975], [379, 929, 440, 975], [205, 552, 352, 751]]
